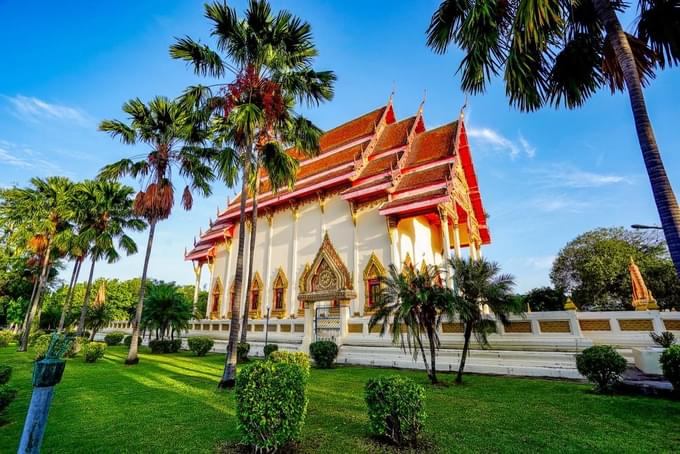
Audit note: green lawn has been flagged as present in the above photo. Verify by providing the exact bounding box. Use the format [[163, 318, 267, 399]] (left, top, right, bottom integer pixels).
[[1, 345, 678, 453]]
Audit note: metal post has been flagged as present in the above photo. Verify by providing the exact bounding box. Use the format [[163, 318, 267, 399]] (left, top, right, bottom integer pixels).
[[264, 305, 271, 349]]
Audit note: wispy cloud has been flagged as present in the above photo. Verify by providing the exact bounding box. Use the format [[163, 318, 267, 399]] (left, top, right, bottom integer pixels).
[[467, 127, 536, 159], [525, 255, 556, 270], [527, 163, 631, 188], [529, 195, 591, 213], [4, 95, 92, 126], [0, 139, 69, 176]]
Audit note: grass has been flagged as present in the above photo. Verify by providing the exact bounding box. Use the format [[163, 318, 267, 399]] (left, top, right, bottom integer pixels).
[[1, 345, 679, 453]]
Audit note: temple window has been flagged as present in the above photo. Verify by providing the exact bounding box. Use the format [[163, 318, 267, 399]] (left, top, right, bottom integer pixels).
[[272, 267, 288, 317], [363, 252, 386, 313], [367, 278, 381, 307], [249, 272, 263, 317], [210, 279, 222, 319]]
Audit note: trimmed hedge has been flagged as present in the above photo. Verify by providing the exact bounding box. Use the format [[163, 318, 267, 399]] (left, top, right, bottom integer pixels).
[[576, 345, 627, 393], [236, 361, 308, 451], [0, 330, 13, 347], [309, 340, 338, 368], [237, 342, 250, 363], [187, 336, 214, 356], [104, 332, 125, 346], [149, 339, 182, 354], [263, 343, 279, 358], [84, 342, 107, 363], [660, 345, 680, 393], [269, 351, 310, 380], [365, 376, 426, 447], [123, 335, 141, 347]]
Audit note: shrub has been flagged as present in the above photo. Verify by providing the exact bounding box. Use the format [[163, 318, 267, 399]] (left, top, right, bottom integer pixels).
[[168, 339, 182, 353], [650, 331, 676, 349], [34, 334, 84, 360], [237, 342, 250, 363], [365, 376, 426, 447], [33, 334, 52, 361], [263, 343, 279, 358], [576, 345, 627, 393], [28, 329, 47, 346], [187, 336, 214, 356], [0, 365, 10, 384], [236, 361, 308, 451], [269, 351, 310, 380], [309, 340, 338, 368], [123, 335, 141, 347], [149, 339, 182, 354], [660, 345, 680, 393], [104, 332, 125, 346], [63, 336, 88, 358], [83, 342, 107, 363], [0, 330, 13, 347]]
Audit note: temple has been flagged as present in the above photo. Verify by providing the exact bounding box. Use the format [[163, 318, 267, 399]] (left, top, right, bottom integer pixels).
[[184, 95, 489, 348]]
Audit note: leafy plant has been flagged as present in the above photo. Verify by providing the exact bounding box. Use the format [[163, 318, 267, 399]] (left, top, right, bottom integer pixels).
[[0, 365, 10, 384], [237, 342, 250, 363], [309, 340, 338, 369], [650, 331, 676, 348], [33, 334, 52, 361], [269, 351, 310, 379], [148, 339, 182, 354], [83, 342, 107, 363], [263, 343, 278, 358], [660, 345, 680, 393], [141, 282, 193, 340], [236, 361, 308, 451], [187, 336, 214, 356], [365, 376, 426, 447], [576, 345, 627, 393], [123, 335, 141, 347], [104, 332, 125, 346], [0, 364, 17, 416], [0, 330, 13, 347]]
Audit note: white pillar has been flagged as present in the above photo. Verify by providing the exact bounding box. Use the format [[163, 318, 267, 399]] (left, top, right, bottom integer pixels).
[[477, 242, 483, 259], [205, 261, 215, 319], [352, 213, 359, 316], [289, 207, 299, 317], [301, 301, 315, 352], [439, 213, 453, 288], [240, 223, 251, 318], [220, 239, 231, 318], [452, 221, 462, 259], [192, 262, 203, 314], [263, 214, 274, 313], [387, 217, 401, 270]]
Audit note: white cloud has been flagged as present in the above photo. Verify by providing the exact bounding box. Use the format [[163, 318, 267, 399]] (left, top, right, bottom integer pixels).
[[0, 139, 68, 176], [530, 195, 591, 213], [4, 95, 92, 126], [467, 127, 535, 159], [525, 255, 555, 270], [528, 163, 630, 188]]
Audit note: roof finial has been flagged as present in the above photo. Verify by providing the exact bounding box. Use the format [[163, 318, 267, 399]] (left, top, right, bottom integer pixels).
[[417, 89, 426, 115], [193, 236, 196, 246], [184, 246, 187, 256], [460, 95, 468, 120], [389, 82, 396, 102]]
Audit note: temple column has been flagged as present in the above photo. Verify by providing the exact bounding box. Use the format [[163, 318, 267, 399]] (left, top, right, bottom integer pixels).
[[387, 217, 401, 270], [301, 301, 315, 352], [220, 238, 232, 318], [338, 299, 350, 344], [289, 205, 299, 317], [477, 241, 483, 259], [452, 219, 462, 259], [439, 210, 453, 288], [192, 261, 203, 315], [240, 221, 251, 318], [351, 204, 359, 316], [205, 260, 215, 319], [263, 213, 274, 314]]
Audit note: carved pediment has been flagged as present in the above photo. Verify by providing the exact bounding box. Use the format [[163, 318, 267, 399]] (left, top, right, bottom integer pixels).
[[299, 232, 356, 302]]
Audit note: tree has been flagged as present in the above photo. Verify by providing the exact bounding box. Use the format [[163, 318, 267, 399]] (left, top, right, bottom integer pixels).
[[426, 0, 680, 279], [56, 227, 88, 332], [369, 264, 452, 384], [523, 286, 567, 312], [72, 180, 144, 336], [99, 96, 215, 365], [551, 227, 680, 310], [449, 257, 518, 384], [171, 0, 335, 388], [85, 292, 112, 340], [141, 282, 192, 340]]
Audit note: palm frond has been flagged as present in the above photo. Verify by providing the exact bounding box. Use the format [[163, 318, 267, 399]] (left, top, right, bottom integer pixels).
[[170, 36, 226, 78]]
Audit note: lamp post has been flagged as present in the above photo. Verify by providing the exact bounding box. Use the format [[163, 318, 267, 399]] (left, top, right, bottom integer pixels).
[[264, 303, 271, 350], [631, 224, 663, 230]]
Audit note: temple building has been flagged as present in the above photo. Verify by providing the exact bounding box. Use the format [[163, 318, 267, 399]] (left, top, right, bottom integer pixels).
[[184, 95, 489, 346]]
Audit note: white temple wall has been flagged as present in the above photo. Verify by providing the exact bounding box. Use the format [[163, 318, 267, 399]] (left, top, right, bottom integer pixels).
[[356, 207, 391, 314]]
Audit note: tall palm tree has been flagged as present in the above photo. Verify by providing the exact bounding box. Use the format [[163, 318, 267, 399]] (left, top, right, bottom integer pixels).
[[73, 180, 144, 336], [369, 264, 453, 384], [171, 0, 335, 388], [56, 215, 90, 332], [99, 96, 215, 365], [0, 177, 74, 351], [426, 0, 680, 278], [448, 257, 518, 384]]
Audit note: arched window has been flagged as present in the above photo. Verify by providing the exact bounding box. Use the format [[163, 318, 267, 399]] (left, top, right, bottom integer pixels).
[[363, 253, 386, 313], [210, 279, 223, 319], [272, 268, 288, 317], [249, 272, 263, 317]]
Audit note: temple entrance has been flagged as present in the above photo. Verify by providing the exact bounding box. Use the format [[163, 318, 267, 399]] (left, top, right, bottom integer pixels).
[[314, 304, 340, 341]]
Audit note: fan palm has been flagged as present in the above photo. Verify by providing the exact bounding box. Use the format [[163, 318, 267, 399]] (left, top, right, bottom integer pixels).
[[141, 282, 193, 340], [369, 264, 453, 384], [85, 294, 112, 340], [171, 0, 335, 388], [448, 257, 518, 384], [99, 96, 214, 365], [71, 180, 144, 336], [426, 0, 680, 278], [56, 228, 88, 332]]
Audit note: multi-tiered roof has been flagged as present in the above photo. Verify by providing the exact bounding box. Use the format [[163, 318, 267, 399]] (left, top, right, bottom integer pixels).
[[185, 97, 489, 263]]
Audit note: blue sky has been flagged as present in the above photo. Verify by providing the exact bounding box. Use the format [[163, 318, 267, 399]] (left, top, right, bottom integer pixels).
[[1, 1, 678, 292]]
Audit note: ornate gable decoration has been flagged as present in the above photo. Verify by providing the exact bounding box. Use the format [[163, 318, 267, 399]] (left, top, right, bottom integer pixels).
[[299, 232, 357, 302], [363, 252, 386, 281], [273, 267, 288, 289]]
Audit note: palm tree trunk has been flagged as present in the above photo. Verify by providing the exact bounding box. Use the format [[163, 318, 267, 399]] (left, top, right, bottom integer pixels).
[[415, 333, 433, 383], [455, 322, 473, 384], [219, 164, 250, 389], [427, 325, 438, 384], [77, 258, 97, 336], [240, 169, 260, 344], [125, 220, 157, 365], [20, 277, 39, 333], [18, 237, 53, 352], [594, 0, 680, 278], [58, 257, 82, 332]]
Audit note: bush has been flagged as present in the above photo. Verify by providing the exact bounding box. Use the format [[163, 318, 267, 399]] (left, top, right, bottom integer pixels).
[[236, 361, 308, 451], [83, 342, 107, 363], [269, 351, 310, 380], [576, 345, 627, 393], [0, 366, 17, 413], [660, 345, 680, 393], [28, 329, 47, 346], [365, 376, 426, 447], [123, 335, 141, 347], [187, 336, 214, 356], [0, 330, 13, 347], [309, 340, 338, 368], [34, 334, 85, 360], [63, 336, 88, 358], [0, 365, 10, 384], [104, 332, 125, 346], [650, 331, 676, 349], [263, 343, 279, 358], [33, 334, 52, 361], [237, 342, 250, 363], [148, 339, 182, 354]]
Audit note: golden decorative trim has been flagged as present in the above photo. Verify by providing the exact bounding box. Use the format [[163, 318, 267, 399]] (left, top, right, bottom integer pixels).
[[272, 267, 288, 316], [538, 320, 571, 333], [348, 323, 363, 333], [504, 321, 532, 334], [298, 232, 357, 302], [363, 252, 386, 313], [442, 323, 464, 333], [579, 319, 611, 331], [619, 319, 654, 331]]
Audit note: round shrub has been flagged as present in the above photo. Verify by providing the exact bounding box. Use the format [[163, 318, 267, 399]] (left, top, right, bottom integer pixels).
[[123, 335, 141, 347], [660, 345, 680, 393], [149, 339, 182, 354], [237, 342, 250, 363], [263, 343, 279, 358], [28, 329, 47, 346], [236, 361, 308, 451], [83, 342, 107, 363], [188, 336, 214, 356], [104, 332, 125, 346], [576, 345, 627, 393], [269, 351, 310, 380], [33, 334, 52, 361], [309, 340, 338, 368], [34, 334, 85, 360], [63, 336, 88, 358], [365, 376, 426, 447], [0, 330, 13, 348], [167, 339, 181, 353], [148, 339, 165, 354]]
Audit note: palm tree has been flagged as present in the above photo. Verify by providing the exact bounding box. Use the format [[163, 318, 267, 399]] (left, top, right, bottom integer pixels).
[[0, 177, 74, 351], [369, 264, 452, 384], [73, 180, 144, 336], [171, 0, 335, 388], [99, 96, 215, 365], [56, 229, 88, 332], [448, 257, 517, 384], [426, 0, 680, 278], [141, 282, 193, 340], [85, 290, 112, 341]]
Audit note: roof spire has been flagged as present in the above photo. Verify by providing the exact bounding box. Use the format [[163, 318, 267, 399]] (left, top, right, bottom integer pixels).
[[460, 95, 468, 121]]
